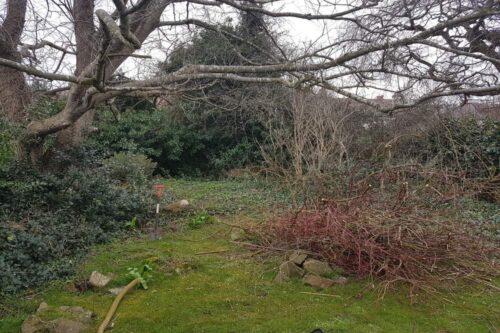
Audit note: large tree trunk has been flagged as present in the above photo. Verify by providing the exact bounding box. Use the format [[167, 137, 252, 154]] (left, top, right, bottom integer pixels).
[[0, 0, 29, 122], [56, 0, 97, 146]]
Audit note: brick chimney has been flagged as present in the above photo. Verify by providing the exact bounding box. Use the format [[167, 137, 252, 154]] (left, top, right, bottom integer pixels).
[[376, 95, 384, 100]]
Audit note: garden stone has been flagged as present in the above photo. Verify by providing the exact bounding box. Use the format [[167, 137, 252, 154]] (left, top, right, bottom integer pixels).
[[289, 251, 308, 266], [53, 318, 88, 333], [164, 200, 190, 213], [88, 271, 111, 288], [22, 304, 94, 333], [303, 274, 335, 289], [21, 315, 52, 333], [59, 306, 94, 322], [274, 261, 305, 283], [303, 259, 333, 275], [333, 276, 348, 285]]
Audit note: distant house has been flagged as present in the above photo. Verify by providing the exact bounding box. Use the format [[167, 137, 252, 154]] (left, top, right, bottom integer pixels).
[[450, 100, 500, 121], [330, 93, 500, 122]]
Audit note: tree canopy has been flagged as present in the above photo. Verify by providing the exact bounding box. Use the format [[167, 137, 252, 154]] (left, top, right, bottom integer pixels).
[[0, 0, 499, 152]]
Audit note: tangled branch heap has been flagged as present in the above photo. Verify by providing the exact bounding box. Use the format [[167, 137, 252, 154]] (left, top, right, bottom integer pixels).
[[257, 169, 499, 292]]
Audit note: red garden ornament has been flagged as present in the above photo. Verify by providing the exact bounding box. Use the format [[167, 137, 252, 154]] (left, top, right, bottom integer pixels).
[[152, 184, 165, 199]]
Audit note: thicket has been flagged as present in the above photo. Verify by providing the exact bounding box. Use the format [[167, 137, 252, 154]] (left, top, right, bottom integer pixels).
[[261, 93, 499, 201]]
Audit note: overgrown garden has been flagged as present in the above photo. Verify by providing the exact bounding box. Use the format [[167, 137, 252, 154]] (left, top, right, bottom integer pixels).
[[0, 0, 499, 331]]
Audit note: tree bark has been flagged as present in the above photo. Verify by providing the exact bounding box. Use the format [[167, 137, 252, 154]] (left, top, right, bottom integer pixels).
[[56, 0, 97, 146], [0, 0, 29, 122]]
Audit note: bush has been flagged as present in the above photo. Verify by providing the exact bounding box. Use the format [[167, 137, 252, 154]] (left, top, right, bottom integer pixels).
[[0, 159, 154, 293], [422, 117, 499, 178], [102, 152, 156, 186]]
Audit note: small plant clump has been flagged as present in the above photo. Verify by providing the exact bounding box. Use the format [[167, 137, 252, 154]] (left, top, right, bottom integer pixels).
[[102, 152, 157, 186], [127, 264, 153, 289], [187, 212, 217, 230]]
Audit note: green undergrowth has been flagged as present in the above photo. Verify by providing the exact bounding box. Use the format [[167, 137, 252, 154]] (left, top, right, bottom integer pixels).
[[0, 178, 498, 332]]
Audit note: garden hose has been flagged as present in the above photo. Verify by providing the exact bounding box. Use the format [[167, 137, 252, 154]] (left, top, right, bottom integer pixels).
[[97, 278, 139, 333]]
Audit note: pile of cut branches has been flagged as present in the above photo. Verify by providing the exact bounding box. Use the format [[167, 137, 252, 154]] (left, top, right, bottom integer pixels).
[[256, 169, 499, 293]]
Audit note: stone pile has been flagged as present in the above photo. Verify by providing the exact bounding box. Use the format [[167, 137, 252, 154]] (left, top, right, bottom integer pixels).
[[21, 271, 120, 332], [22, 304, 95, 333], [274, 251, 347, 289]]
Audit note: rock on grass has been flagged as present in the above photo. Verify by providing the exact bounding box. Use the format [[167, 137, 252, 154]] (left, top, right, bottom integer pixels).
[[289, 251, 308, 266], [303, 259, 333, 276], [303, 274, 335, 289], [274, 261, 305, 283], [88, 271, 112, 288]]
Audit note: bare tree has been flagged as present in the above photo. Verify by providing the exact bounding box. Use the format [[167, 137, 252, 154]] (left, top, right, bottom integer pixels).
[[262, 90, 351, 179], [0, 0, 499, 160]]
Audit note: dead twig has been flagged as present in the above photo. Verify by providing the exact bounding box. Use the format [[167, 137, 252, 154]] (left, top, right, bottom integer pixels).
[[299, 292, 341, 298], [194, 249, 230, 256]]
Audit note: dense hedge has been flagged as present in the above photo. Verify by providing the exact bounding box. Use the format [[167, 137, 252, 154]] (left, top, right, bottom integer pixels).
[[88, 107, 264, 177]]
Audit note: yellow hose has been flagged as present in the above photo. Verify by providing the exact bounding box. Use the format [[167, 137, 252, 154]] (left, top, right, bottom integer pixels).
[[97, 278, 139, 333]]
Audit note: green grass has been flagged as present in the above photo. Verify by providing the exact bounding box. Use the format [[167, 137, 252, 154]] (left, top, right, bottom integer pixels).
[[1, 178, 499, 332], [163, 178, 291, 217]]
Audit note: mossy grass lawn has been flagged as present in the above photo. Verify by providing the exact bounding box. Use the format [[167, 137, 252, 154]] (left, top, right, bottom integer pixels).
[[1, 179, 498, 332]]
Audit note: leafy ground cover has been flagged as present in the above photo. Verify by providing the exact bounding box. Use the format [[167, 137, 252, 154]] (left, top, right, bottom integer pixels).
[[0, 179, 498, 332]]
